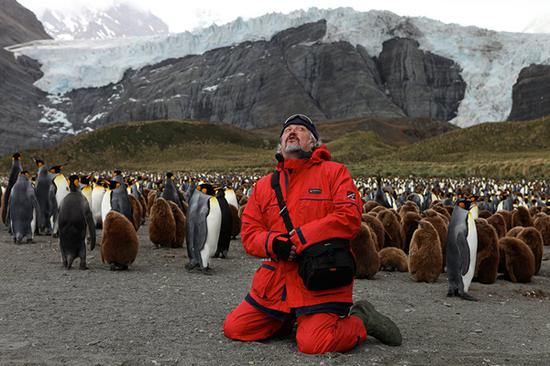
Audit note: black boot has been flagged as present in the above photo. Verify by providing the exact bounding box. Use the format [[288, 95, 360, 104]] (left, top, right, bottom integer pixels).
[[350, 300, 402, 346]]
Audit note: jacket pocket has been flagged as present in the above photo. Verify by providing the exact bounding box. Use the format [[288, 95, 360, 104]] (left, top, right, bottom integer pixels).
[[251, 263, 277, 299]]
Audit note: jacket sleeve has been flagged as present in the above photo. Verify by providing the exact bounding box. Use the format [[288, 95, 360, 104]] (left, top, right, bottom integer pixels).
[[291, 164, 362, 253], [240, 181, 283, 259]]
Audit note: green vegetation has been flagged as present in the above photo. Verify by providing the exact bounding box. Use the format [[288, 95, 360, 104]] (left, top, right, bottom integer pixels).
[[2, 118, 549, 179]]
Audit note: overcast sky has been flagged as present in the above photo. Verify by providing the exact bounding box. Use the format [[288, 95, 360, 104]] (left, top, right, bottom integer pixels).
[[19, 0, 550, 33]]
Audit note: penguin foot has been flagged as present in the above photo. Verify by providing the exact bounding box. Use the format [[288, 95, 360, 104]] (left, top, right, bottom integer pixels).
[[184, 262, 198, 272], [460, 292, 478, 301], [110, 263, 128, 271], [221, 250, 228, 258], [213, 252, 220, 258], [200, 267, 213, 275]]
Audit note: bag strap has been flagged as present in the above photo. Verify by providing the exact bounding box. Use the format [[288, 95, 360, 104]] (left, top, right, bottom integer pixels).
[[271, 170, 294, 233]]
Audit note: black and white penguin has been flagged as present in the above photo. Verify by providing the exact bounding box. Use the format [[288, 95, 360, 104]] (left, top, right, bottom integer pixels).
[[33, 159, 54, 235], [8, 171, 39, 243], [185, 184, 221, 273], [213, 188, 233, 258], [58, 175, 96, 269], [110, 176, 133, 224], [446, 199, 478, 301], [91, 178, 106, 227], [2, 152, 22, 227], [161, 172, 185, 212], [50, 165, 69, 236]]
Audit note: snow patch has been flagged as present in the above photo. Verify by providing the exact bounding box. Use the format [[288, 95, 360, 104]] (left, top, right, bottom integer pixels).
[[38, 105, 74, 134], [202, 85, 219, 92]]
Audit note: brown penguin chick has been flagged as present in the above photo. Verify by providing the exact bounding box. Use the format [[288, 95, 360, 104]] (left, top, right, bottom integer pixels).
[[506, 226, 524, 237], [498, 210, 513, 231], [229, 204, 241, 238], [487, 213, 507, 238], [377, 209, 403, 249], [422, 213, 448, 271], [148, 197, 176, 248], [408, 220, 442, 283], [378, 247, 408, 272], [401, 211, 422, 254], [139, 194, 148, 220], [350, 223, 380, 279], [498, 237, 535, 283], [370, 206, 387, 215], [474, 218, 500, 284], [534, 214, 550, 246], [512, 206, 534, 228], [431, 205, 451, 222], [363, 200, 380, 213], [101, 211, 139, 270], [398, 202, 420, 219], [147, 190, 157, 215], [478, 209, 492, 219], [542, 206, 550, 215], [167, 200, 186, 248], [362, 214, 385, 251], [128, 194, 142, 231], [513, 227, 543, 275], [529, 206, 541, 217]]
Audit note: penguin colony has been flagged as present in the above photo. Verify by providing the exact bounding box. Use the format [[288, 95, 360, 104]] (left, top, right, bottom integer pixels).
[[1, 161, 549, 298], [0, 158, 243, 273]]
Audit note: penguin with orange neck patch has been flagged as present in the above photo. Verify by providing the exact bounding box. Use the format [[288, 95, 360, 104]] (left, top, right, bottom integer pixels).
[[57, 175, 96, 269]]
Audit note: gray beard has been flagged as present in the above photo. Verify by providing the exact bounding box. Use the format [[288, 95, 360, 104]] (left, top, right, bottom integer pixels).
[[284, 144, 302, 153]]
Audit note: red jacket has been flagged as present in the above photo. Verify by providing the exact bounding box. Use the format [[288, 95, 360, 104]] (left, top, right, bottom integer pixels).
[[241, 145, 362, 317]]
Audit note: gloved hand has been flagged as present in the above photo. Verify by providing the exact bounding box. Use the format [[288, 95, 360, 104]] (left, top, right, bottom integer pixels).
[[272, 234, 296, 261]]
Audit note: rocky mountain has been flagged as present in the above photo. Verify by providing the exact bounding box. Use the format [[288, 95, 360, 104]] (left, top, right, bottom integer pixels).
[[508, 65, 550, 121], [9, 7, 550, 128], [35, 20, 464, 137], [38, 4, 169, 40], [0, 0, 51, 154], [0, 0, 50, 46]]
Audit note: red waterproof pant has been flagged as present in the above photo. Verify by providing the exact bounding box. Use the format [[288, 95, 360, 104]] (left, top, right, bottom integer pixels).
[[223, 300, 367, 354]]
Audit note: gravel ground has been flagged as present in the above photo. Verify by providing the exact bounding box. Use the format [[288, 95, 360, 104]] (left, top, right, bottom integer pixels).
[[1, 223, 549, 366]]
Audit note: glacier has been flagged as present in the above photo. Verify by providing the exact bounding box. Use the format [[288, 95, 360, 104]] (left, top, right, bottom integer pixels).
[[6, 7, 550, 127]]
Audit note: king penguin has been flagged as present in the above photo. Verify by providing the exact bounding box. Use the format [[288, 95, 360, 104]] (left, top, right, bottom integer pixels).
[[185, 183, 222, 273], [446, 198, 479, 301], [33, 159, 55, 235], [50, 165, 69, 236], [58, 175, 96, 269], [91, 178, 106, 228], [2, 152, 22, 227], [8, 171, 39, 243]]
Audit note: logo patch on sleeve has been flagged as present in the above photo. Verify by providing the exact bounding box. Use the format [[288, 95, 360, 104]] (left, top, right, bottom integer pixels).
[[347, 191, 356, 200], [308, 188, 322, 194]]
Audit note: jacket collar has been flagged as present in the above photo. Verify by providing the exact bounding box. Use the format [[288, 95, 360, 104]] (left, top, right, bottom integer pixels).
[[276, 144, 331, 171]]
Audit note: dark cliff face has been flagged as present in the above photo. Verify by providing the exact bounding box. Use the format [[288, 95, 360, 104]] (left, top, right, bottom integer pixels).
[[0, 0, 51, 47], [49, 20, 464, 137], [377, 38, 466, 121], [508, 64, 550, 121], [0, 0, 51, 154]]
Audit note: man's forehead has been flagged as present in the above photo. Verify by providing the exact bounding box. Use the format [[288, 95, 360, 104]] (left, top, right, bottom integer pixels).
[[283, 124, 308, 132]]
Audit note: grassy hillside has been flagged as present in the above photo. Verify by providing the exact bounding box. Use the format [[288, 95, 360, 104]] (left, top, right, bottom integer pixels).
[[2, 118, 549, 179], [350, 119, 550, 178], [0, 120, 276, 173]]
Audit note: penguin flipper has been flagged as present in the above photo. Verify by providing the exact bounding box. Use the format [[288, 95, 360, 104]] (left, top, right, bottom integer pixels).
[[84, 200, 96, 251], [457, 231, 470, 276]]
